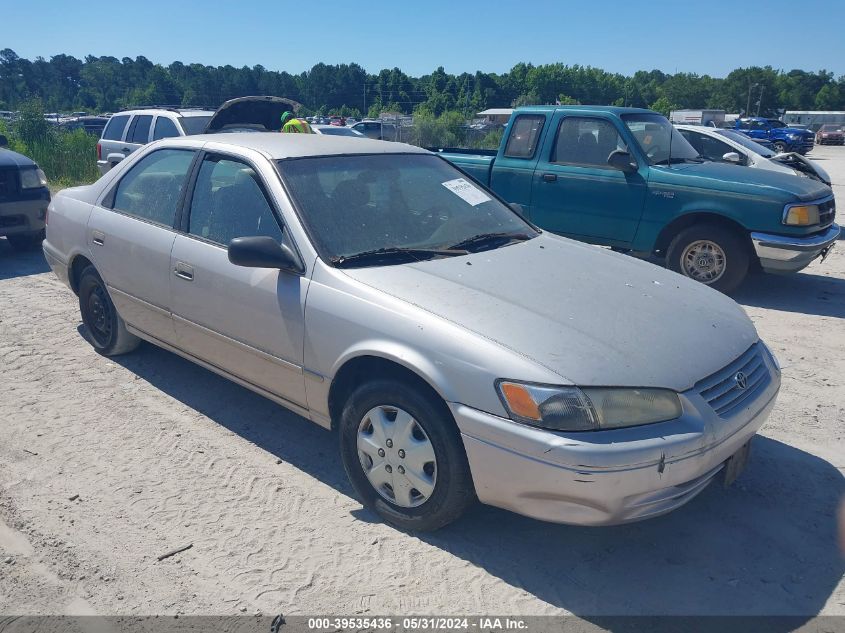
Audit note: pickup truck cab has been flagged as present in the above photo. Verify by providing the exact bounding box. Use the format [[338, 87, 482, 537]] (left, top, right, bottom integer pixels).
[[734, 117, 815, 155], [435, 106, 839, 292]]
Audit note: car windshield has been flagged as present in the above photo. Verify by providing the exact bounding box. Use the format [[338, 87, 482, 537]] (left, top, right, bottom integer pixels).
[[820, 124, 839, 131], [277, 153, 537, 266], [768, 120, 787, 128], [715, 129, 776, 157], [622, 113, 700, 165], [178, 115, 212, 135]]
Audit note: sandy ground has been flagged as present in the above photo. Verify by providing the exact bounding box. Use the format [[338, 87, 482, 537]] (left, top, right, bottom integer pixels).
[[1, 146, 844, 620]]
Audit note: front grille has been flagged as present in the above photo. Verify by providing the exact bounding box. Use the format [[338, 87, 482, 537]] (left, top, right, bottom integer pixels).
[[0, 168, 19, 201], [0, 214, 25, 227], [696, 343, 771, 418], [819, 198, 836, 227]]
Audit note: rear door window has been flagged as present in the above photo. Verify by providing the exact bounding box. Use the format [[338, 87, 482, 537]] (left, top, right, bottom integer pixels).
[[102, 115, 130, 141], [112, 149, 195, 226], [128, 115, 153, 144], [503, 115, 545, 159], [153, 117, 180, 140]]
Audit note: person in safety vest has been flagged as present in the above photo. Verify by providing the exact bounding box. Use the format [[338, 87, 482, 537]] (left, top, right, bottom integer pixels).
[[280, 111, 313, 133]]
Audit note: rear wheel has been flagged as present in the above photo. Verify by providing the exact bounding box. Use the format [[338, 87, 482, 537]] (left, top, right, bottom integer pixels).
[[6, 229, 45, 251], [666, 224, 750, 294], [339, 379, 475, 531], [78, 266, 140, 356]]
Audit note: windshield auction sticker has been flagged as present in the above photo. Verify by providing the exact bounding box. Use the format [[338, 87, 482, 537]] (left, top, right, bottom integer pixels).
[[441, 178, 491, 206]]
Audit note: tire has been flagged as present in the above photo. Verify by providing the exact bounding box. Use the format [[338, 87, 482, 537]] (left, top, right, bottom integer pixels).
[[339, 378, 475, 531], [78, 265, 140, 356], [6, 229, 45, 251], [772, 141, 787, 153], [666, 224, 750, 294]]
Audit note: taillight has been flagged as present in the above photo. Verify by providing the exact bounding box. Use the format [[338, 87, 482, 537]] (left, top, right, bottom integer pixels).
[[96, 143, 101, 160]]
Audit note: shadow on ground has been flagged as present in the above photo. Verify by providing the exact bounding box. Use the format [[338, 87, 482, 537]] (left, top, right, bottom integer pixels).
[[100, 334, 845, 620], [0, 239, 49, 280], [735, 270, 845, 318]]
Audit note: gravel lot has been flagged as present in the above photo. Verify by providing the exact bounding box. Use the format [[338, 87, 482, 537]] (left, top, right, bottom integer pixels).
[[1, 146, 844, 620]]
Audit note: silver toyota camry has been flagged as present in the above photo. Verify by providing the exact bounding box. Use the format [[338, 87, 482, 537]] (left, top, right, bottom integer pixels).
[[43, 133, 780, 531]]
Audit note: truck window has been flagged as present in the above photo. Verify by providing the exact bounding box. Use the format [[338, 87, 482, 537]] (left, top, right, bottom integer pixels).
[[552, 117, 626, 167], [503, 115, 545, 158]]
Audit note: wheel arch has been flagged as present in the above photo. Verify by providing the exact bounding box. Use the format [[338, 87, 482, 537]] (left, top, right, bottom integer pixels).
[[68, 253, 96, 296], [327, 352, 454, 432], [654, 212, 752, 256]]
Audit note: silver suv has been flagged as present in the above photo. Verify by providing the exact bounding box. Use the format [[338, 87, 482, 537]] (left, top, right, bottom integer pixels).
[[96, 107, 214, 175]]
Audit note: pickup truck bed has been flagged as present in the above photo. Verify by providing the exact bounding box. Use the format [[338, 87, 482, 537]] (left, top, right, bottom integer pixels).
[[429, 148, 495, 186]]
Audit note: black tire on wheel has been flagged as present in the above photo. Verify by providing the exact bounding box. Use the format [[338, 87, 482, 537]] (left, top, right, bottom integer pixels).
[[6, 229, 45, 251], [78, 265, 140, 356], [339, 378, 476, 531], [666, 224, 750, 294], [772, 141, 787, 153]]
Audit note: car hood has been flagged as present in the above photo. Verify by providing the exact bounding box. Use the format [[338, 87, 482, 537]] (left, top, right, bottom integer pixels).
[[342, 234, 758, 392], [781, 127, 814, 137], [205, 96, 302, 133], [651, 160, 832, 202], [0, 148, 37, 168], [771, 153, 831, 186]]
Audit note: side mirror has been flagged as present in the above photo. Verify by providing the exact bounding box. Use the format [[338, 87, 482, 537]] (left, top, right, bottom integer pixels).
[[228, 236, 303, 273], [722, 152, 742, 164], [509, 202, 527, 219], [607, 149, 637, 173], [0, 135, 7, 147]]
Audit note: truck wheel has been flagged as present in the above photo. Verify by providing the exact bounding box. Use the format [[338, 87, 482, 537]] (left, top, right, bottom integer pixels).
[[78, 265, 140, 356], [666, 224, 750, 294], [6, 229, 45, 251], [339, 378, 475, 531], [772, 141, 787, 153]]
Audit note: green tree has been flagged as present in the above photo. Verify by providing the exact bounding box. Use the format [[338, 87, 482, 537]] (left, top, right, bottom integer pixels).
[[649, 96, 676, 117]]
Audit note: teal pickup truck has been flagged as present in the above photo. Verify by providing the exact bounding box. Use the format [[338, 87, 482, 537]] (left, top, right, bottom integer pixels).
[[434, 106, 839, 292]]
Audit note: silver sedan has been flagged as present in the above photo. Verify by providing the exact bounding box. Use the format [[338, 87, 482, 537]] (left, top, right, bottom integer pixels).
[[43, 133, 780, 530]]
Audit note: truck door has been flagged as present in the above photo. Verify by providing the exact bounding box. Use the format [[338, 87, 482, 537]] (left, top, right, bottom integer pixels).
[[528, 113, 647, 246]]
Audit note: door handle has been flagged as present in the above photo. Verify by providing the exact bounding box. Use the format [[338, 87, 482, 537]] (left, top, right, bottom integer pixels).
[[173, 262, 194, 281], [92, 230, 105, 246], [541, 173, 557, 182]]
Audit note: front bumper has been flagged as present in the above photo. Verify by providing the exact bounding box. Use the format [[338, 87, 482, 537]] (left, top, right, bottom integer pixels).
[[0, 198, 48, 237], [451, 345, 780, 526], [750, 223, 840, 273]]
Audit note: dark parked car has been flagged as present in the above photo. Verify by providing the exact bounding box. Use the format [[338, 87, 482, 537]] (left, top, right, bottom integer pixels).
[[0, 135, 50, 250], [61, 116, 110, 136]]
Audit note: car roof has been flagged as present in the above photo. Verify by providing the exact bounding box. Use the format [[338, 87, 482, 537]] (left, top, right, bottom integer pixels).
[[162, 132, 429, 159], [114, 109, 215, 117], [516, 105, 655, 115]]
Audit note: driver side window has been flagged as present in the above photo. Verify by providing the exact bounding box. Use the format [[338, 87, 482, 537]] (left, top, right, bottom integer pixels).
[[188, 156, 283, 246], [552, 117, 627, 168]]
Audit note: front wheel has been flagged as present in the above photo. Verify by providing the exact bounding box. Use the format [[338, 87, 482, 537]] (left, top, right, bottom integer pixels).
[[339, 379, 475, 531], [772, 141, 787, 153], [78, 266, 140, 356], [666, 224, 750, 294]]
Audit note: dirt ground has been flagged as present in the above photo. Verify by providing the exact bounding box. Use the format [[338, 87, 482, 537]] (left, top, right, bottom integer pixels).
[[1, 146, 844, 620]]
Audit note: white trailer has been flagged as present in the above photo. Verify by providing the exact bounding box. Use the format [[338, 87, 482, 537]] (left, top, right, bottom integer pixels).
[[783, 111, 845, 132], [669, 109, 725, 127]]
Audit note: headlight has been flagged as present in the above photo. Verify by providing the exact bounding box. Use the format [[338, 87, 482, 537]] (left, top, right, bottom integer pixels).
[[20, 167, 48, 189], [497, 381, 682, 431], [783, 203, 820, 226], [787, 133, 799, 139]]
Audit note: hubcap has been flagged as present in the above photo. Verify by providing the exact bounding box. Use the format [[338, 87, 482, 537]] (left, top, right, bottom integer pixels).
[[357, 405, 437, 508], [86, 285, 113, 344], [681, 240, 727, 283]]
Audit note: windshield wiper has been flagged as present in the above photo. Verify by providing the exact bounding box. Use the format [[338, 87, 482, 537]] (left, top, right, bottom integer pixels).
[[446, 232, 534, 252], [331, 246, 467, 268]]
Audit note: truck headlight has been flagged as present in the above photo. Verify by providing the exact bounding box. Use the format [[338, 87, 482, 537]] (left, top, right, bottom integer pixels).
[[783, 203, 820, 226], [496, 381, 682, 431], [20, 167, 48, 189]]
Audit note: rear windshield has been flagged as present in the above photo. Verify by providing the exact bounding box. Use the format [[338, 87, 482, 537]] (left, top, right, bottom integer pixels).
[[179, 116, 212, 135]]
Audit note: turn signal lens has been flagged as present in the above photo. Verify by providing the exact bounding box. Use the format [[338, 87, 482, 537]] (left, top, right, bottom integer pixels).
[[499, 382, 541, 420], [783, 204, 820, 226]]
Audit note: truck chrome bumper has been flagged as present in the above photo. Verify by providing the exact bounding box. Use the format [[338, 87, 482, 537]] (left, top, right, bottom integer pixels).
[[750, 224, 840, 273]]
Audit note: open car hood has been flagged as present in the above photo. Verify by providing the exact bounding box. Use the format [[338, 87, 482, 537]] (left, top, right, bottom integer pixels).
[[771, 152, 831, 186], [205, 96, 302, 133]]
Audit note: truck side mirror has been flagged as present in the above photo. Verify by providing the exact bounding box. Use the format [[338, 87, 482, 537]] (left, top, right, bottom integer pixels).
[[722, 152, 742, 164], [607, 150, 637, 173]]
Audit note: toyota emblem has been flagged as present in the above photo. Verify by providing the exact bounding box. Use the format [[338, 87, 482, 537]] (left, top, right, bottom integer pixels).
[[735, 372, 748, 390]]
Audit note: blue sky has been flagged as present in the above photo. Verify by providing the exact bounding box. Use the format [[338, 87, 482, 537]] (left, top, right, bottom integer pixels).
[[4, 0, 843, 77]]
